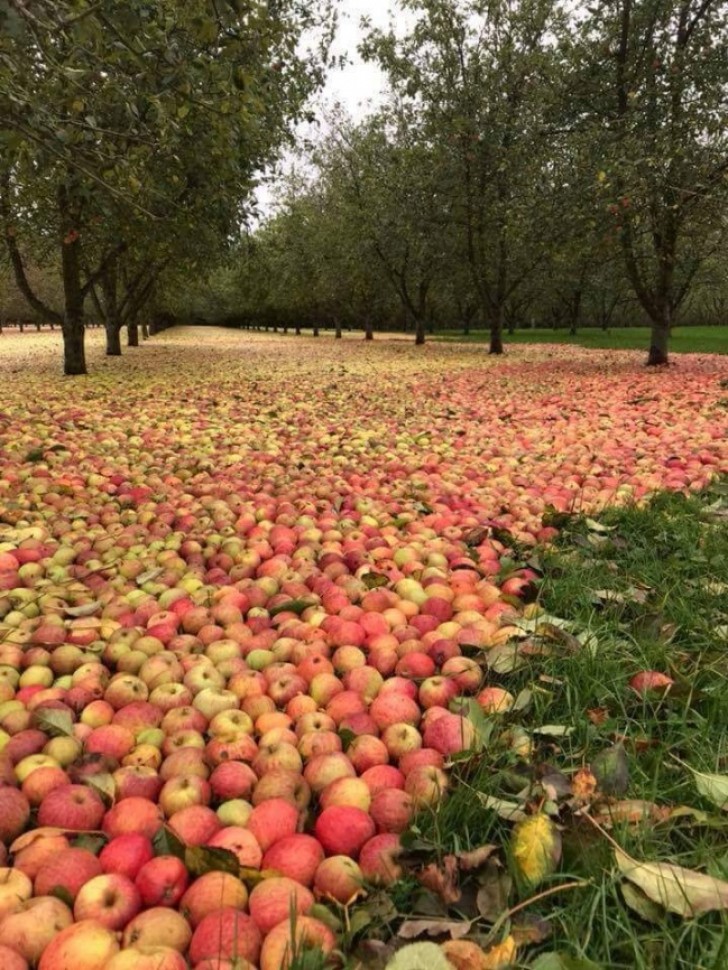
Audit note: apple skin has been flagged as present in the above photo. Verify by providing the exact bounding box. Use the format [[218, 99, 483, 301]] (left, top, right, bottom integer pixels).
[[180, 871, 248, 927], [0, 943, 28, 970], [188, 907, 262, 966], [359, 833, 403, 885], [370, 789, 415, 833], [0, 867, 33, 922], [314, 806, 376, 858], [361, 764, 405, 795], [121, 906, 192, 952], [314, 855, 364, 904], [37, 783, 106, 830], [476, 686, 515, 714], [246, 797, 299, 853], [38, 920, 120, 970], [106, 947, 187, 970], [404, 765, 449, 807], [630, 670, 675, 694], [0, 895, 73, 964], [206, 826, 263, 869], [259, 915, 336, 970], [248, 876, 314, 936], [99, 833, 154, 880], [11, 832, 71, 881], [102, 796, 164, 838], [135, 855, 190, 907], [261, 833, 325, 887], [34, 847, 103, 900], [423, 712, 476, 756], [73, 872, 142, 930], [0, 787, 30, 844]]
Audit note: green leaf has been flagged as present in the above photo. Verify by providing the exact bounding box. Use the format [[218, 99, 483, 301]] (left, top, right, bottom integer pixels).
[[48, 885, 75, 908], [72, 833, 107, 855], [268, 598, 315, 618], [185, 845, 240, 878], [34, 709, 75, 738], [531, 954, 603, 970], [153, 826, 186, 860], [688, 767, 728, 811], [591, 744, 629, 796]]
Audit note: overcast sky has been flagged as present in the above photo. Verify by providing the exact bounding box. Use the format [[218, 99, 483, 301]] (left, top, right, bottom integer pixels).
[[256, 2, 407, 217]]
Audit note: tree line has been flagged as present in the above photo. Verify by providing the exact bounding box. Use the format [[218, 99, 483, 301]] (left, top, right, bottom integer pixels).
[[0, 0, 335, 374], [183, 0, 728, 366]]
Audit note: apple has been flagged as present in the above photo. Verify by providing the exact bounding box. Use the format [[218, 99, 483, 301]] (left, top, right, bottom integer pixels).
[[0, 867, 33, 922], [106, 947, 187, 970], [168, 805, 221, 845], [399, 747, 444, 776], [206, 826, 263, 868], [180, 871, 248, 927], [248, 876, 314, 935], [38, 920, 120, 970], [38, 784, 106, 830], [370, 789, 415, 833], [11, 831, 70, 881], [121, 906, 192, 951], [216, 798, 253, 827], [99, 833, 154, 880], [102, 796, 164, 839], [360, 765, 406, 796], [74, 873, 142, 930], [359, 833, 403, 885], [0, 944, 27, 970], [314, 855, 364, 904], [0, 895, 73, 964], [423, 711, 476, 755], [159, 775, 211, 816], [370, 692, 421, 729], [210, 761, 257, 801], [314, 805, 375, 858], [303, 752, 356, 793], [259, 915, 335, 970], [0, 786, 30, 843], [297, 730, 342, 760], [246, 797, 299, 853], [261, 833, 324, 886], [188, 907, 262, 966], [404, 764, 449, 807], [319, 776, 371, 812], [35, 847, 103, 900], [135, 855, 189, 908], [476, 686, 515, 714]]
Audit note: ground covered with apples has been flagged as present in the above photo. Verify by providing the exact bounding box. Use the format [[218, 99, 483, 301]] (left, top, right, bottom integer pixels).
[[0, 328, 727, 970]]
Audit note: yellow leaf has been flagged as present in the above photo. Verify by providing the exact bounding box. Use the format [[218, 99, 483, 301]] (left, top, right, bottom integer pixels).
[[512, 814, 562, 887], [481, 935, 518, 969]]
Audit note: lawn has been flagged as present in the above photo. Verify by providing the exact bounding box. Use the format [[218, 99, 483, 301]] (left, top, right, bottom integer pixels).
[[0, 328, 727, 970], [437, 326, 728, 355]]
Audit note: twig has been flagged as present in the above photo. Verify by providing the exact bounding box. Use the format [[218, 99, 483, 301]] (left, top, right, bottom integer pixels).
[[488, 878, 591, 940]]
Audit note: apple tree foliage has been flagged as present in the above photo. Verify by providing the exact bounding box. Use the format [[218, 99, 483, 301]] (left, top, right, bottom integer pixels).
[[0, 0, 335, 373]]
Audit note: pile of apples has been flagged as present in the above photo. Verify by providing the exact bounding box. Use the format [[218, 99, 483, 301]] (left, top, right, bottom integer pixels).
[[0, 331, 727, 968], [0, 512, 532, 970]]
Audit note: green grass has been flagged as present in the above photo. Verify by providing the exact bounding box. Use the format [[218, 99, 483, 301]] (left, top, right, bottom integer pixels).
[[437, 325, 728, 355], [351, 483, 728, 969]]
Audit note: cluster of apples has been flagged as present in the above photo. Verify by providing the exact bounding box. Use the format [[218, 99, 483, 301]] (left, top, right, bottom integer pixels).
[[0, 330, 726, 968], [0, 511, 530, 970]]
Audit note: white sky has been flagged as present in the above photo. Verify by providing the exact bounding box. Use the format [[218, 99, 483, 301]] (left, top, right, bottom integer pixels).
[[255, 1, 405, 218]]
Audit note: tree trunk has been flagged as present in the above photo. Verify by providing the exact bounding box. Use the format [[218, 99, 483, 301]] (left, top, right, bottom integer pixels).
[[364, 319, 374, 341], [313, 326, 319, 337], [334, 318, 342, 339], [295, 325, 301, 335], [62, 319, 86, 375], [105, 324, 122, 356], [141, 323, 149, 340], [489, 304, 504, 355], [128, 321, 139, 347], [415, 316, 426, 346], [647, 304, 670, 365]]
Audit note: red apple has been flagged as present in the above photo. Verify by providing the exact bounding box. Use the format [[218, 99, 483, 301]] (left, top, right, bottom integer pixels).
[[314, 855, 364, 904], [259, 915, 335, 970], [35, 847, 103, 900], [38, 920, 120, 970], [206, 827, 262, 868], [135, 855, 190, 907], [245, 797, 298, 853], [180, 871, 248, 927], [188, 907, 262, 966], [261, 833, 324, 886], [0, 787, 30, 844], [99, 833, 154, 880], [73, 872, 142, 930], [314, 805, 375, 858], [359, 833, 403, 884], [38, 784, 105, 830], [103, 796, 163, 839], [248, 876, 314, 936]]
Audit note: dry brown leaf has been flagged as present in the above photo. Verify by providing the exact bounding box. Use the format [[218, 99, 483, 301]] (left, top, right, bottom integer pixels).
[[615, 846, 728, 917], [397, 919, 473, 941], [418, 856, 461, 905], [592, 800, 669, 826], [457, 844, 498, 871], [570, 768, 598, 802]]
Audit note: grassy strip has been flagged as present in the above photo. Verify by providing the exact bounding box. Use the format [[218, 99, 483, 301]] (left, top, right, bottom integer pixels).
[[436, 326, 728, 355], [356, 483, 728, 970]]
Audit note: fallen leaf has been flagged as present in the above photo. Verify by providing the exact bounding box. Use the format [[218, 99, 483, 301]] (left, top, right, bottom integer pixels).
[[512, 814, 562, 887], [511, 915, 552, 945], [689, 767, 728, 811], [571, 768, 598, 802], [476, 864, 512, 922], [417, 856, 461, 905], [397, 919, 472, 941], [64, 600, 103, 617], [591, 744, 629, 796], [533, 724, 574, 738], [531, 954, 603, 970], [477, 793, 528, 822], [457, 844, 498, 871], [620, 882, 665, 923], [614, 845, 728, 917], [592, 800, 669, 826], [587, 707, 609, 725], [386, 942, 453, 970], [480, 935, 518, 969]]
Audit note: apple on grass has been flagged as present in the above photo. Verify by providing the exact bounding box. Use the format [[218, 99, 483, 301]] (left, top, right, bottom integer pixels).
[[359, 833, 403, 885], [314, 855, 365, 904], [259, 915, 336, 970]]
